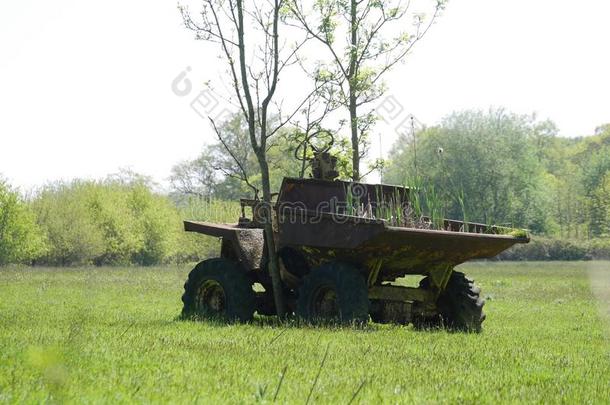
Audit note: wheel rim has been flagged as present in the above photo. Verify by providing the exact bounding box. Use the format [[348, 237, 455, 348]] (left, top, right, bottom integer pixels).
[[195, 279, 226, 315], [311, 284, 339, 319]]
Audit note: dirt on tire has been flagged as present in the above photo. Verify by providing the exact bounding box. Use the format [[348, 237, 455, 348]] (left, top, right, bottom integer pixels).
[[296, 261, 369, 325], [415, 271, 485, 332], [181, 258, 255, 323]]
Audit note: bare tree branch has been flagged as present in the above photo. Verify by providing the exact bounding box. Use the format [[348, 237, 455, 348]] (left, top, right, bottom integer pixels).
[[209, 117, 259, 196]]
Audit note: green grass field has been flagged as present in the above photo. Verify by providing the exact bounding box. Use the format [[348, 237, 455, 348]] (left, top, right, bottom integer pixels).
[[1, 262, 609, 403]]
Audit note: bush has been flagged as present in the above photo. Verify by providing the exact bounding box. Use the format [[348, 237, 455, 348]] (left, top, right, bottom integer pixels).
[[27, 180, 245, 266], [497, 236, 610, 261], [0, 179, 47, 265], [586, 238, 610, 259], [31, 180, 184, 266], [88, 183, 144, 265], [32, 182, 108, 265], [129, 185, 182, 265]]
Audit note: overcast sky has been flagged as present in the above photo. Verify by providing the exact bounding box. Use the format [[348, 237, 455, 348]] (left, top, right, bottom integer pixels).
[[1, 0, 609, 190]]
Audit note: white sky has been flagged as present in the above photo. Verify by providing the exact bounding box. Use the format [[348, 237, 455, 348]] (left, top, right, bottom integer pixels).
[[1, 0, 609, 190]]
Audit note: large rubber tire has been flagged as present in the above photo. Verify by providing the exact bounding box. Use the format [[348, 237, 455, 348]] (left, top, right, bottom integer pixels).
[[296, 262, 369, 325], [417, 271, 485, 332], [181, 258, 255, 323]]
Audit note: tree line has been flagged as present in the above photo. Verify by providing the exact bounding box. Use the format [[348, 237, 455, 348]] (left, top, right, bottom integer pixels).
[[1, 108, 608, 266], [0, 173, 239, 266], [172, 109, 609, 239], [1, 0, 608, 266], [385, 109, 610, 239]]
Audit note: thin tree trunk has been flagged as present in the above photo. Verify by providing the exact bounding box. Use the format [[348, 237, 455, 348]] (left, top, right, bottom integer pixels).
[[349, 0, 359, 181], [234, 0, 285, 318], [350, 95, 359, 181], [256, 152, 286, 318]]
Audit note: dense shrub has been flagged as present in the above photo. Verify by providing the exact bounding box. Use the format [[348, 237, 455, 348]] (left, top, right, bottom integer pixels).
[[32, 182, 110, 265], [129, 185, 179, 265], [497, 236, 610, 261], [0, 179, 47, 264], [586, 238, 610, 259], [25, 182, 241, 266], [30, 180, 184, 266]]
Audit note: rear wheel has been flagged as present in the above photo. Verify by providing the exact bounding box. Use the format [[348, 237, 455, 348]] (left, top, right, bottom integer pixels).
[[296, 262, 369, 325], [181, 258, 255, 322], [415, 271, 485, 332]]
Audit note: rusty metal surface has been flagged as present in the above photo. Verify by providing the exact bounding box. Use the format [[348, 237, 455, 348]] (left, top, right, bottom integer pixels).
[[184, 221, 265, 271], [276, 211, 386, 249], [274, 178, 528, 279], [184, 221, 239, 239], [278, 214, 526, 279], [277, 177, 409, 215], [185, 178, 529, 279], [234, 229, 265, 270]]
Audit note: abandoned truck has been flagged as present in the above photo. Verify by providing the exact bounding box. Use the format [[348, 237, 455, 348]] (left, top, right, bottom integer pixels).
[[180, 155, 529, 332]]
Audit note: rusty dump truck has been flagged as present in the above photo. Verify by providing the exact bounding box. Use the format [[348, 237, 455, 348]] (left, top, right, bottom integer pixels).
[[181, 160, 529, 332]]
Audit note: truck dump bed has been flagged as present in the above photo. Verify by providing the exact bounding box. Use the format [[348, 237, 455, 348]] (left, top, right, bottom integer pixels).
[[185, 177, 528, 280]]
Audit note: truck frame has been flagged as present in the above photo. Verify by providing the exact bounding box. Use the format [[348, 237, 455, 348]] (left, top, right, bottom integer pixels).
[[181, 174, 529, 332]]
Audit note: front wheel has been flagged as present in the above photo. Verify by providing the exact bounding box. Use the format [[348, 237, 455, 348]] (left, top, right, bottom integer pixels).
[[181, 258, 255, 322], [296, 262, 369, 325]]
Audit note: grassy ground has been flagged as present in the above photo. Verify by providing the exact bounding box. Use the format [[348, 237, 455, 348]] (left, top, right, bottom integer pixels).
[[1, 262, 609, 404]]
